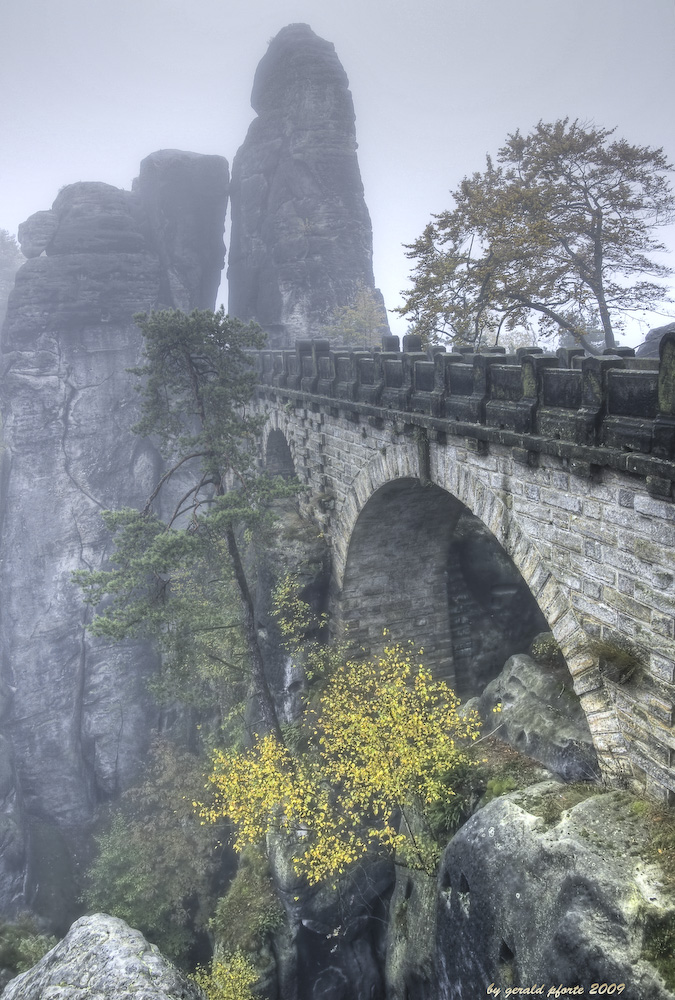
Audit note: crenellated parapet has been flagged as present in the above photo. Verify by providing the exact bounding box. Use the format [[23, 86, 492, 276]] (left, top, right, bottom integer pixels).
[[254, 333, 675, 498]]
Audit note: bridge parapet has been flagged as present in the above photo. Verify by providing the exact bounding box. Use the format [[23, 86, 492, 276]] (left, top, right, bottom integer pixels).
[[253, 333, 675, 496]]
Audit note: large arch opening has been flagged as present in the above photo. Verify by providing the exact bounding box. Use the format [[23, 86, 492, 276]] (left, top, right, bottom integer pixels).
[[335, 478, 548, 700], [265, 428, 296, 479]]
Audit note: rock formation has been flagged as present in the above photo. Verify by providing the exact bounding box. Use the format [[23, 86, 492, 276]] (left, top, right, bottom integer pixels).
[[434, 786, 675, 998], [636, 320, 675, 358], [1, 913, 203, 999], [469, 651, 600, 781], [0, 151, 228, 920], [385, 785, 675, 999], [228, 23, 388, 347]]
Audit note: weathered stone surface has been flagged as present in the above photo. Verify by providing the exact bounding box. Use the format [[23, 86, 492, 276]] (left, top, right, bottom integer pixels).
[[434, 786, 675, 998], [471, 652, 600, 781], [1, 913, 203, 999], [269, 835, 392, 1000], [0, 151, 228, 917], [132, 149, 229, 311], [228, 24, 385, 347], [16, 209, 58, 258], [245, 497, 329, 725]]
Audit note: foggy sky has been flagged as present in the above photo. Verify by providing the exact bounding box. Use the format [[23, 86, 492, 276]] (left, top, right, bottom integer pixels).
[[2, 0, 674, 341]]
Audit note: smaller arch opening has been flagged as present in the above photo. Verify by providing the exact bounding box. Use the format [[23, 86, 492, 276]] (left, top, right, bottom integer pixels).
[[265, 429, 296, 479]]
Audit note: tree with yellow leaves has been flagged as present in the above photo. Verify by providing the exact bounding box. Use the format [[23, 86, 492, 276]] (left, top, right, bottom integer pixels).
[[198, 640, 481, 882]]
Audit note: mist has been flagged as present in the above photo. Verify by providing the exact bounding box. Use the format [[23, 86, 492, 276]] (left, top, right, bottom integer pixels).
[[2, 0, 674, 339]]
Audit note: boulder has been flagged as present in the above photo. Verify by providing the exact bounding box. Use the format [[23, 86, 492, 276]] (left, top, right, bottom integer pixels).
[[1, 913, 203, 999], [228, 23, 387, 347], [471, 652, 600, 781], [435, 785, 675, 998], [636, 320, 675, 358]]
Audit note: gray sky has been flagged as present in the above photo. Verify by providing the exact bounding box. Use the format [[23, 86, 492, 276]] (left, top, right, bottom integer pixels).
[[2, 0, 674, 341]]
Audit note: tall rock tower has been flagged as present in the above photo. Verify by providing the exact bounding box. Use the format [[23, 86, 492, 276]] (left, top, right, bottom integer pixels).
[[228, 23, 387, 347], [0, 151, 228, 921]]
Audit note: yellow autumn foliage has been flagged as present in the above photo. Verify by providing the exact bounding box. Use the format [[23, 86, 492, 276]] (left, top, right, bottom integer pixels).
[[199, 641, 481, 883], [191, 954, 258, 1000]]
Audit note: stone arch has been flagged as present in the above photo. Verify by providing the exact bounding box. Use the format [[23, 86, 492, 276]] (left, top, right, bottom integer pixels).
[[265, 428, 296, 479], [331, 441, 627, 778], [260, 413, 300, 481]]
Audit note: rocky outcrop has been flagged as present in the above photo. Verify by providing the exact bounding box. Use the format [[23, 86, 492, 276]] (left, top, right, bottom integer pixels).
[[1, 913, 203, 999], [383, 786, 675, 999], [636, 320, 675, 358], [228, 24, 387, 347], [432, 786, 675, 998], [269, 837, 393, 1000], [0, 151, 228, 920], [470, 651, 600, 781]]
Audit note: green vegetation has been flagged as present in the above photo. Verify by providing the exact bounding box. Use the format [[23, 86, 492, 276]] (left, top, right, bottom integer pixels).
[[74, 307, 298, 740], [398, 118, 674, 350], [83, 739, 224, 963], [321, 283, 388, 348], [483, 775, 519, 803], [529, 632, 565, 669], [524, 783, 604, 827], [209, 845, 284, 955], [0, 915, 57, 976]]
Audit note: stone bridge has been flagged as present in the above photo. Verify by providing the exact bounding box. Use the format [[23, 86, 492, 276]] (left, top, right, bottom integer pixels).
[[252, 334, 675, 801]]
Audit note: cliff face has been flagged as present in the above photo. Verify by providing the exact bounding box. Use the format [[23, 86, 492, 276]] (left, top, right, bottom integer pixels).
[[228, 23, 386, 347], [0, 151, 228, 919]]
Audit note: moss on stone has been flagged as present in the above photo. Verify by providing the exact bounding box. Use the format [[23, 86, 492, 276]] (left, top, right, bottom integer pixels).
[[210, 845, 284, 956]]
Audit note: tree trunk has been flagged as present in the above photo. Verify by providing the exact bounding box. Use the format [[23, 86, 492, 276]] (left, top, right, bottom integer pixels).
[[225, 524, 284, 744]]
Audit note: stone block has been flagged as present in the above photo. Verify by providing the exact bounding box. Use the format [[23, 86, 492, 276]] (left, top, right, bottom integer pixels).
[[634, 493, 675, 519], [602, 586, 652, 623], [581, 498, 602, 520], [649, 653, 675, 684], [572, 594, 618, 627], [633, 535, 672, 565], [650, 521, 675, 546], [540, 487, 582, 513], [651, 613, 675, 638]]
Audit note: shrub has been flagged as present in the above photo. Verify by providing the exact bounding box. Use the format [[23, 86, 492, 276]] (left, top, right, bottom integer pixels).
[[0, 915, 57, 976], [191, 954, 258, 1000], [199, 641, 482, 881], [210, 846, 284, 955], [83, 739, 225, 962]]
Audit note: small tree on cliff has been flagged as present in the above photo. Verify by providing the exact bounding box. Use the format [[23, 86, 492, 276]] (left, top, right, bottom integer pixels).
[[398, 119, 675, 351], [322, 283, 389, 348], [198, 637, 482, 882], [75, 307, 296, 741]]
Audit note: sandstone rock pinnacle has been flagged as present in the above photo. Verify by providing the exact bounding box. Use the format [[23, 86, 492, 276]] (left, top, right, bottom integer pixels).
[[228, 23, 386, 347]]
